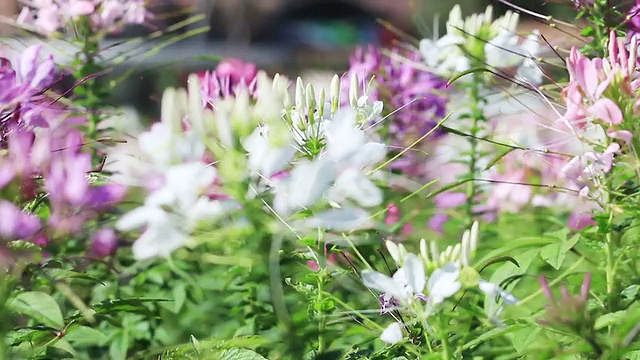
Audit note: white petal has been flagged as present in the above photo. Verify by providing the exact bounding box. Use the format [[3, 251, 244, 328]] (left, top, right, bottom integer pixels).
[[479, 280, 519, 305], [380, 322, 404, 345], [385, 240, 402, 266], [116, 206, 167, 231], [132, 223, 187, 260], [330, 169, 383, 207], [402, 254, 426, 294], [350, 142, 386, 168], [362, 270, 408, 300], [427, 262, 461, 304], [303, 207, 373, 232], [287, 160, 336, 210]]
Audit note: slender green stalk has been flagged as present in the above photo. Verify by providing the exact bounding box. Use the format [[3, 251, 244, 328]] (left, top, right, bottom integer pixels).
[[439, 314, 452, 360], [72, 18, 107, 163], [604, 194, 616, 297], [317, 276, 326, 353], [465, 73, 484, 224]]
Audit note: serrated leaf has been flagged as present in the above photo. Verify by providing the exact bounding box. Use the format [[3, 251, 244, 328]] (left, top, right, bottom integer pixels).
[[7, 292, 64, 329], [218, 348, 267, 360]]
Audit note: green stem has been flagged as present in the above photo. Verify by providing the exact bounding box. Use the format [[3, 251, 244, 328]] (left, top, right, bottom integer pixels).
[[465, 73, 483, 224], [604, 197, 616, 296], [317, 276, 326, 354], [439, 314, 452, 360], [73, 18, 105, 163]]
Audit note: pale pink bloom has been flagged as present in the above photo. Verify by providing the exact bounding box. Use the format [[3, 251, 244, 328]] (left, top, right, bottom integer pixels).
[[587, 98, 623, 125], [434, 192, 467, 209], [567, 211, 596, 231]]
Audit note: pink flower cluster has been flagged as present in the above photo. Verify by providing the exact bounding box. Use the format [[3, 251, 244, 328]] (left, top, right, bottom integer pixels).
[[17, 0, 148, 36], [197, 59, 259, 109]]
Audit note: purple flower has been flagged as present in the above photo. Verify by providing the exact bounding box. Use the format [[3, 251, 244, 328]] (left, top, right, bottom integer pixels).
[[344, 45, 449, 179], [568, 211, 597, 231], [434, 192, 467, 209], [0, 200, 41, 241], [378, 293, 400, 315], [0, 46, 56, 137], [630, 2, 640, 34], [91, 228, 118, 257], [40, 129, 125, 234]]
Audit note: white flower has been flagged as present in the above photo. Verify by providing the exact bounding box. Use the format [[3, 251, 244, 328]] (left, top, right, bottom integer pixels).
[[362, 254, 426, 304], [427, 262, 462, 304], [516, 30, 544, 84], [116, 162, 225, 260], [380, 322, 404, 345], [485, 30, 523, 69], [273, 159, 336, 215], [303, 207, 374, 232], [242, 125, 296, 178], [478, 280, 518, 305]]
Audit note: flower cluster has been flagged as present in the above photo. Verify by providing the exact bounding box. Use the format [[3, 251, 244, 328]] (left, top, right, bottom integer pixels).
[[419, 5, 543, 84], [0, 46, 125, 254], [0, 46, 56, 137], [17, 0, 148, 36], [362, 222, 517, 344], [557, 32, 639, 204], [344, 46, 448, 178]]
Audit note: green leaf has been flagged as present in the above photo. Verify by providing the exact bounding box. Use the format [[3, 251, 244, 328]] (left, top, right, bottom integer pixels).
[[7, 292, 64, 329], [51, 339, 78, 358], [218, 349, 267, 360], [539, 233, 579, 270], [173, 284, 187, 313], [595, 311, 627, 330], [109, 331, 129, 360], [475, 237, 554, 268], [581, 26, 595, 37], [65, 326, 108, 347], [540, 244, 564, 270], [462, 325, 525, 350], [511, 327, 541, 354]]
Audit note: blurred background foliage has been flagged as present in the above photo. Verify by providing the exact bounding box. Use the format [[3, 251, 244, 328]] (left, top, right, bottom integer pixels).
[[0, 0, 588, 122]]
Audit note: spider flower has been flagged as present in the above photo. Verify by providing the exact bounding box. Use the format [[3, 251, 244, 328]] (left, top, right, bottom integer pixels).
[[344, 45, 448, 178], [198, 59, 259, 108]]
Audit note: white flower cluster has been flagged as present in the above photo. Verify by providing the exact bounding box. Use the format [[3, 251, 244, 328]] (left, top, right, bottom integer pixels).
[[115, 80, 228, 260], [111, 70, 388, 260], [362, 222, 518, 345], [419, 5, 544, 84]]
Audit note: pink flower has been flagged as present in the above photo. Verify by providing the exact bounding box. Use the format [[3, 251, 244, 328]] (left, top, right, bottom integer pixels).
[[433, 192, 466, 209], [587, 98, 623, 125], [69, 0, 95, 16], [197, 59, 259, 107], [567, 211, 596, 231]]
